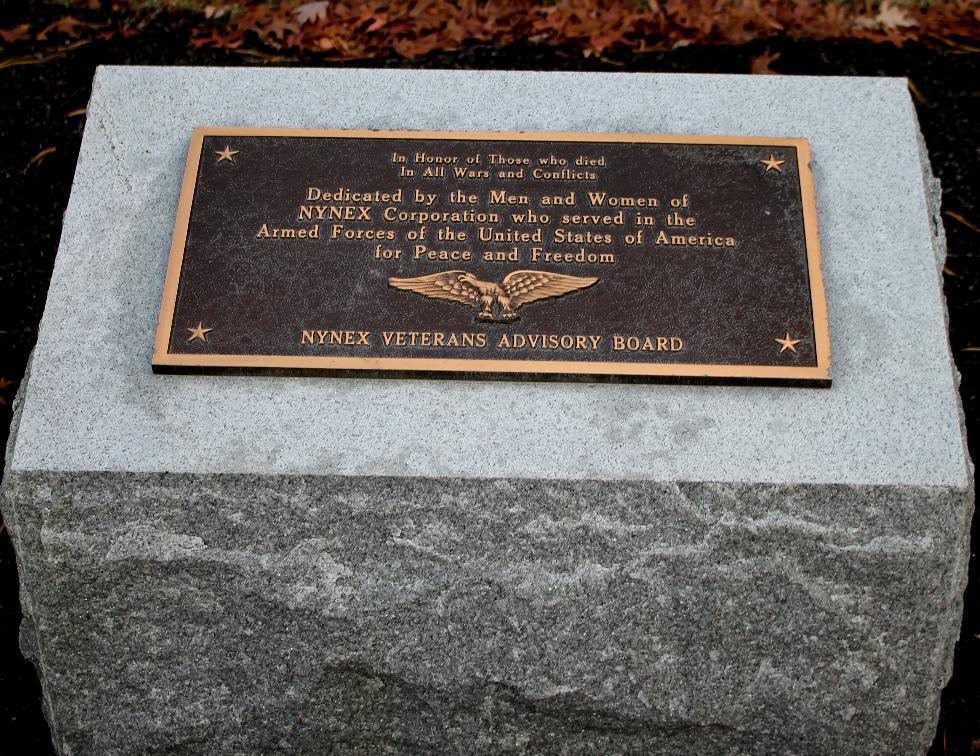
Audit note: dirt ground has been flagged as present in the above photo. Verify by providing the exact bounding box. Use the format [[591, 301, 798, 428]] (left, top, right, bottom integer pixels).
[[0, 28, 977, 754]]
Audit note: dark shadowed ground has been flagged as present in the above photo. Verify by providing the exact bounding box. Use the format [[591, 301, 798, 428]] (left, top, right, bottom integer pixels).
[[0, 26, 977, 754]]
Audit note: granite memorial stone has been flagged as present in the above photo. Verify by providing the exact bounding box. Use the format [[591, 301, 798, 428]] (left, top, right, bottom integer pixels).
[[1, 67, 973, 754]]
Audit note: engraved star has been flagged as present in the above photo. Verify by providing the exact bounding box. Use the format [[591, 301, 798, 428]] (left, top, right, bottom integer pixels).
[[775, 333, 801, 353], [761, 153, 785, 173], [215, 145, 239, 163], [187, 322, 214, 343]]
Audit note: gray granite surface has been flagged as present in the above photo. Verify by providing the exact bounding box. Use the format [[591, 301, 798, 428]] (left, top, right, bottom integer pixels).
[[2, 68, 973, 755], [7, 67, 970, 487]]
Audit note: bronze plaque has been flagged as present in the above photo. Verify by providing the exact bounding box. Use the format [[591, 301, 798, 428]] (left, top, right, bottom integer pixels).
[[153, 128, 830, 385]]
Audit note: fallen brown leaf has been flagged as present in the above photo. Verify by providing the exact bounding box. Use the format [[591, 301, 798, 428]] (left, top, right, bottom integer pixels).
[[751, 49, 781, 74], [365, 12, 389, 33], [22, 146, 56, 174], [856, 0, 918, 31], [37, 15, 86, 41], [0, 39, 89, 70], [877, 1, 918, 30], [294, 1, 330, 26], [907, 79, 928, 104], [263, 16, 300, 41], [203, 5, 229, 20], [0, 24, 31, 44], [944, 210, 980, 234]]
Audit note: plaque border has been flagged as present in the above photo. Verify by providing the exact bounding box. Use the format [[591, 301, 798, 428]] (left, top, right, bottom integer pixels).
[[152, 127, 831, 385]]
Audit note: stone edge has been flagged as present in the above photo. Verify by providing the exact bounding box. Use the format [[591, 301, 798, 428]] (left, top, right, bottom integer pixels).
[[908, 82, 977, 743], [1, 350, 64, 752]]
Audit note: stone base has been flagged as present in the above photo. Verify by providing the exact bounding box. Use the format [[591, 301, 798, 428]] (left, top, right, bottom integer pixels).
[[2, 67, 973, 754], [4, 464, 973, 752]]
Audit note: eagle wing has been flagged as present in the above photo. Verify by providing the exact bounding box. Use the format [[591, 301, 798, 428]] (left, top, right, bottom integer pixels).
[[388, 270, 481, 307], [501, 270, 599, 309]]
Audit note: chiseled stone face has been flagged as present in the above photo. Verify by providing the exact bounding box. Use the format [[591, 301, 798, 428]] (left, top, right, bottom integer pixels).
[[2, 67, 972, 755]]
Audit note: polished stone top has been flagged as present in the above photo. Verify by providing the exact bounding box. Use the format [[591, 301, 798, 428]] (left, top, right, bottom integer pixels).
[[10, 67, 969, 486]]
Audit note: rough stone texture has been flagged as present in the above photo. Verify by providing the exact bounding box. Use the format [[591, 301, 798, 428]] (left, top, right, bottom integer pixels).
[[1, 68, 973, 754]]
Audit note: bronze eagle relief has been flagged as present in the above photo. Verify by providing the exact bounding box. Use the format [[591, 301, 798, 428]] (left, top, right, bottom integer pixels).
[[387, 269, 600, 323]]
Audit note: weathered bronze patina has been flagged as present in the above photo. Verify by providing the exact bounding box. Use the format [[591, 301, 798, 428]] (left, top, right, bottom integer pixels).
[[153, 128, 830, 385]]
